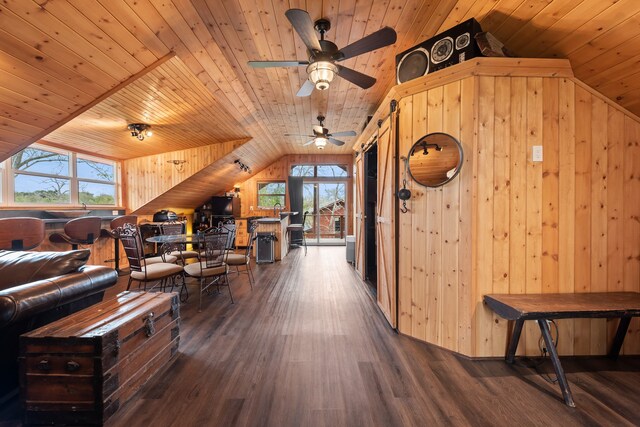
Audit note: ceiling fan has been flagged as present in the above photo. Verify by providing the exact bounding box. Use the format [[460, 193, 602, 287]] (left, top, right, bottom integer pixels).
[[285, 115, 357, 149], [248, 9, 397, 96]]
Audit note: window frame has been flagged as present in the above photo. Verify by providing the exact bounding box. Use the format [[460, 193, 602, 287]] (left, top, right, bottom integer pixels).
[[75, 154, 119, 206], [256, 180, 286, 209], [290, 164, 349, 178], [5, 144, 121, 208]]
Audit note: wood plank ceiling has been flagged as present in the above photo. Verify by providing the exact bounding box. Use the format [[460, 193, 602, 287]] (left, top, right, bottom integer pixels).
[[43, 55, 250, 159], [0, 0, 639, 168]]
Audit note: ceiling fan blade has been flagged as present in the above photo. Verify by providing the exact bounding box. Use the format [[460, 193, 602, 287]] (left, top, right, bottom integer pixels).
[[336, 65, 376, 89], [328, 138, 346, 146], [303, 139, 316, 146], [296, 79, 315, 97], [285, 9, 322, 53], [285, 133, 315, 137], [329, 130, 357, 137], [334, 27, 397, 61], [248, 60, 309, 68]]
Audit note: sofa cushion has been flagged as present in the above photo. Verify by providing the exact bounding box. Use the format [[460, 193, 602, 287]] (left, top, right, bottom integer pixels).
[[0, 249, 91, 291]]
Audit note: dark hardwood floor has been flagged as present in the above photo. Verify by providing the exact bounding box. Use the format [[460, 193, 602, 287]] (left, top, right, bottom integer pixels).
[[2, 247, 639, 426]]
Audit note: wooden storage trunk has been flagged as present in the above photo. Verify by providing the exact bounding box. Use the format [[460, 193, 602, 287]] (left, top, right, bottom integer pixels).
[[19, 291, 180, 426]]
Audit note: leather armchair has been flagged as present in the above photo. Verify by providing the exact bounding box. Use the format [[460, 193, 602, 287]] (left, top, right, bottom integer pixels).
[[0, 250, 118, 401]]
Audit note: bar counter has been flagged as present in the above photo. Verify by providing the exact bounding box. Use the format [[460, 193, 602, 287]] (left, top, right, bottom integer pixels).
[[254, 215, 290, 260]]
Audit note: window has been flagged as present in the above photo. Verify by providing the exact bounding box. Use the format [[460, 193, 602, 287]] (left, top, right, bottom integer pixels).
[[291, 165, 315, 177], [77, 158, 116, 205], [291, 164, 348, 178], [317, 165, 347, 177], [9, 145, 118, 206], [257, 182, 286, 208], [12, 147, 71, 204]]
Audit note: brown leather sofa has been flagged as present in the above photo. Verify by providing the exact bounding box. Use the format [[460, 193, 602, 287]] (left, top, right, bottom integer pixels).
[[0, 249, 118, 401]]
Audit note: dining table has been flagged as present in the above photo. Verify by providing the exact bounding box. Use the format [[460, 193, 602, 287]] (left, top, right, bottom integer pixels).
[[146, 231, 234, 257], [145, 234, 203, 245], [145, 233, 207, 257]]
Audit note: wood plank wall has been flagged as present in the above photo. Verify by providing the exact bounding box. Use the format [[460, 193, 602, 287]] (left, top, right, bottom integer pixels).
[[397, 76, 640, 357], [123, 141, 241, 213], [397, 77, 476, 355], [238, 154, 354, 234]]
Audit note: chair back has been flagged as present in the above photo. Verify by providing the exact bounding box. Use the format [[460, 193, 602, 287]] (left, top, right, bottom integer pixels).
[[302, 211, 311, 231], [201, 232, 228, 269], [110, 215, 137, 230], [64, 216, 103, 244], [113, 223, 146, 273], [160, 220, 185, 253], [0, 217, 45, 250], [219, 220, 236, 250], [160, 220, 183, 236], [244, 221, 259, 257]]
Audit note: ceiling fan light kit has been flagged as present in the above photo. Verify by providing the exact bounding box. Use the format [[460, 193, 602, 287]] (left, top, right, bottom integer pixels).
[[314, 137, 328, 149], [307, 61, 337, 91], [127, 123, 152, 141]]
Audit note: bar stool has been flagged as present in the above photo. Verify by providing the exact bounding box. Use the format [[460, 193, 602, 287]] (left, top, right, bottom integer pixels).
[[49, 216, 103, 250], [286, 211, 308, 256], [101, 215, 138, 275], [0, 217, 45, 250]]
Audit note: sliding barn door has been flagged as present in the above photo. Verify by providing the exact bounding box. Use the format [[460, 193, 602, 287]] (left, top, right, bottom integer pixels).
[[354, 156, 365, 278], [376, 117, 396, 328]]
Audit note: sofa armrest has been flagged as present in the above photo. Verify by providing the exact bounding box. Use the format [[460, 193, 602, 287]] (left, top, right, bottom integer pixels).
[[0, 265, 117, 328]]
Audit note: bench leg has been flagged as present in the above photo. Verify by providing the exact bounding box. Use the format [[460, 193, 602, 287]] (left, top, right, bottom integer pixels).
[[506, 319, 525, 364], [609, 317, 632, 359], [538, 319, 575, 407]]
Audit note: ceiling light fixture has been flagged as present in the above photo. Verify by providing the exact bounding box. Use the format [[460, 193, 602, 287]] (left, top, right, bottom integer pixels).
[[128, 123, 153, 141], [314, 137, 328, 149], [306, 61, 338, 91]]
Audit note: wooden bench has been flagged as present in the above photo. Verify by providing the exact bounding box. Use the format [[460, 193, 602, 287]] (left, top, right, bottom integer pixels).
[[483, 292, 640, 407]]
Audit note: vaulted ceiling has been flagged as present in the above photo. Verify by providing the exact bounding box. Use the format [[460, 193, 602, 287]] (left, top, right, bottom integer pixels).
[[0, 0, 639, 170], [44, 55, 250, 159]]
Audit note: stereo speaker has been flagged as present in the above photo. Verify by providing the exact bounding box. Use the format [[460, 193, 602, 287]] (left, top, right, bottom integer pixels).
[[396, 18, 483, 84]]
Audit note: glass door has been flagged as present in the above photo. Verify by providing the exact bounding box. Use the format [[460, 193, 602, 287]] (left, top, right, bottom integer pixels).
[[302, 181, 347, 245]]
